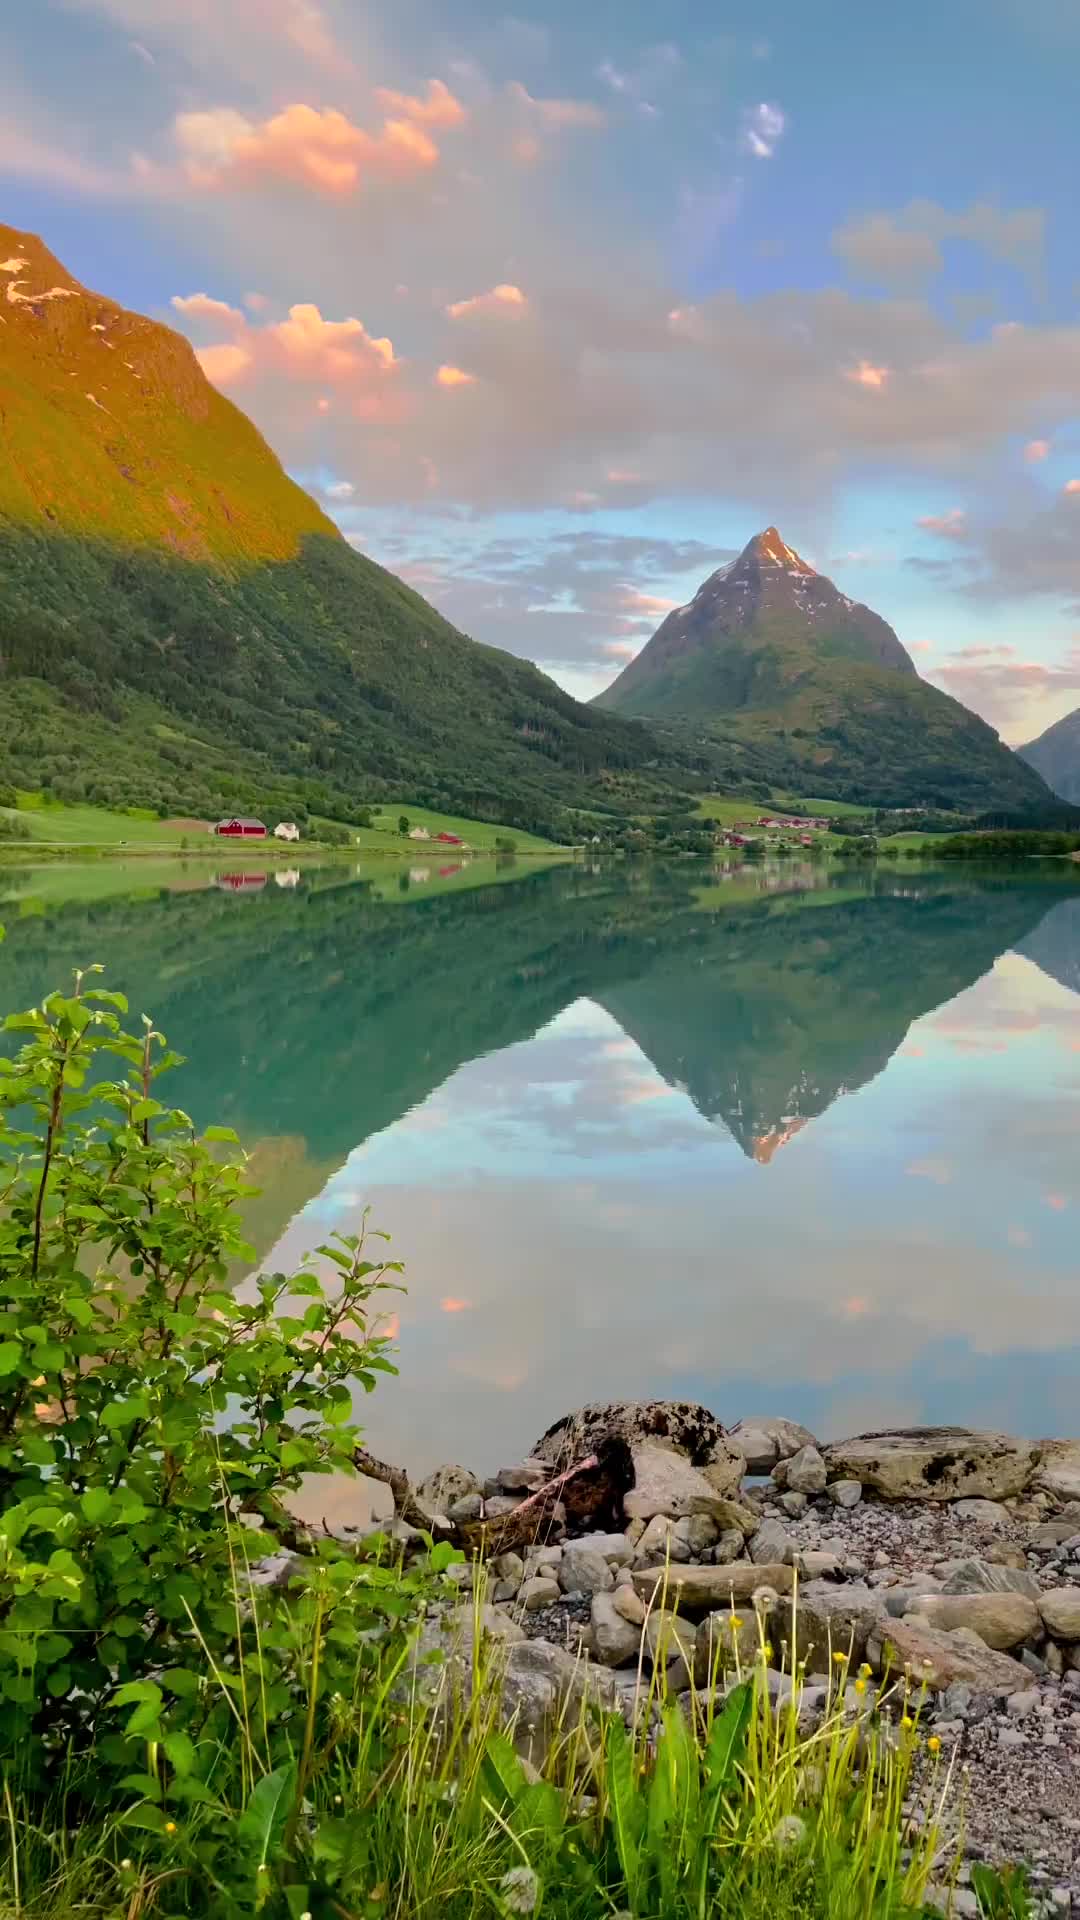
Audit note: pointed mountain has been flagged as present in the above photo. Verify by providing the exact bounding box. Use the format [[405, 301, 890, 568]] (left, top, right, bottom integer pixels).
[[0, 224, 676, 835], [1018, 707, 1080, 804], [595, 528, 1054, 814]]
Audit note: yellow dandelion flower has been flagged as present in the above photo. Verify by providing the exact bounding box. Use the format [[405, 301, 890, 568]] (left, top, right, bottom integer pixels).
[[901, 1715, 914, 1730], [164, 1821, 177, 1835], [859, 1663, 872, 1678], [762, 1643, 774, 1660], [832, 1651, 848, 1665], [927, 1735, 941, 1754], [854, 1678, 867, 1695], [728, 1616, 744, 1631]]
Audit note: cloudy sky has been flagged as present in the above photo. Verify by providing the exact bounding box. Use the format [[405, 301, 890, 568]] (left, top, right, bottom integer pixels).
[[5, 0, 1080, 740]]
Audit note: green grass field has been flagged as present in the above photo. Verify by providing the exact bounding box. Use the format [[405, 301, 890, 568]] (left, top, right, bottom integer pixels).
[[5, 799, 183, 845], [326, 804, 560, 854]]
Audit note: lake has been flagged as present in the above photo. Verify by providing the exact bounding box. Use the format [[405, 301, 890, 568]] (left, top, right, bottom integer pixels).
[[2, 853, 1079, 1483]]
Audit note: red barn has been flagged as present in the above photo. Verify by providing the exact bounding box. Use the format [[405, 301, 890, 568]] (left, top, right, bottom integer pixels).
[[213, 817, 267, 838], [436, 831, 463, 845]]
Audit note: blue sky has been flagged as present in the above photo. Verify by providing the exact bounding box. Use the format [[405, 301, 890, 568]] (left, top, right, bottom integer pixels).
[[5, 0, 1080, 736]]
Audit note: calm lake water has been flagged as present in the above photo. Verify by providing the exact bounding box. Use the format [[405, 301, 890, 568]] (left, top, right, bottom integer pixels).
[[3, 853, 1080, 1479]]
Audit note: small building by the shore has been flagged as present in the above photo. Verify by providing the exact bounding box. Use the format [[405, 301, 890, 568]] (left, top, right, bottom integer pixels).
[[212, 817, 267, 838]]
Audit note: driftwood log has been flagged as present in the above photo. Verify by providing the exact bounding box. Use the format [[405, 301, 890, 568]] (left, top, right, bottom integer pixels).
[[352, 1433, 635, 1558]]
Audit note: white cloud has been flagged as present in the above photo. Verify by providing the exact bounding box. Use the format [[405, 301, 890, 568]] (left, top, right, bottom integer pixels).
[[740, 101, 785, 158]]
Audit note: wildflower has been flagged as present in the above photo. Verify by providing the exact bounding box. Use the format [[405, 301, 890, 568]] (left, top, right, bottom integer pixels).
[[928, 1735, 941, 1754], [859, 1662, 872, 1677], [770, 1814, 807, 1855], [762, 1643, 774, 1660], [164, 1821, 177, 1835], [854, 1679, 867, 1696], [832, 1651, 848, 1665], [727, 1616, 743, 1631], [499, 1866, 541, 1915], [901, 1715, 914, 1730], [120, 1859, 133, 1871]]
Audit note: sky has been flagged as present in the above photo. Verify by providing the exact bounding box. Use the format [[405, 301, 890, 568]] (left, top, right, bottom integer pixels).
[[5, 0, 1080, 740]]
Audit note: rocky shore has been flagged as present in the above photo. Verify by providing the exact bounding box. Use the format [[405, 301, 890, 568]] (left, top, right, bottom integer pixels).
[[388, 1406, 1080, 1916]]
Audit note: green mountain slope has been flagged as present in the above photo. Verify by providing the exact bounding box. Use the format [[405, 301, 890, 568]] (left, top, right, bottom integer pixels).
[[595, 528, 1054, 815], [1018, 707, 1080, 805], [0, 224, 684, 838]]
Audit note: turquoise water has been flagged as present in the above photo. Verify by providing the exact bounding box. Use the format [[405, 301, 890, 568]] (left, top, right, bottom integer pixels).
[[3, 855, 1079, 1475]]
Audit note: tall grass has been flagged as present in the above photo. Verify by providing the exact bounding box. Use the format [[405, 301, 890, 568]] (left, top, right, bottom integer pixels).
[[0, 1567, 963, 1920]]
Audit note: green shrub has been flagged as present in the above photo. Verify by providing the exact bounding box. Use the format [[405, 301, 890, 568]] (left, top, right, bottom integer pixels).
[[0, 968, 418, 1805]]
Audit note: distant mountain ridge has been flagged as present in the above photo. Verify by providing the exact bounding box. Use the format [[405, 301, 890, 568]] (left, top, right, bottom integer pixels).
[[0, 224, 686, 836], [1018, 707, 1080, 805], [596, 528, 1054, 816]]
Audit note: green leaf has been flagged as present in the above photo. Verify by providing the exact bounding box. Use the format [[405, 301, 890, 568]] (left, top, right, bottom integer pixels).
[[236, 1763, 296, 1872], [119, 1804, 169, 1833], [203, 1125, 240, 1144], [0, 1342, 23, 1376], [80, 1487, 113, 1525], [481, 1730, 529, 1809], [605, 1715, 644, 1908], [704, 1679, 752, 1794]]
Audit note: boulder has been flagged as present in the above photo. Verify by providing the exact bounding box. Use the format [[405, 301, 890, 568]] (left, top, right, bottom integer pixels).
[[644, 1609, 698, 1682], [612, 1586, 646, 1627], [824, 1428, 1037, 1502], [591, 1591, 643, 1667], [415, 1463, 482, 1513], [497, 1460, 551, 1493], [559, 1548, 615, 1597], [749, 1520, 795, 1565], [865, 1615, 1030, 1694], [520, 1576, 561, 1612], [694, 1607, 767, 1682], [779, 1584, 884, 1672], [728, 1416, 817, 1476], [938, 1557, 1041, 1600], [1030, 1520, 1079, 1549], [625, 1441, 743, 1523], [633, 1561, 795, 1614], [448, 1492, 484, 1524], [635, 1515, 693, 1564], [780, 1492, 808, 1519], [571, 1531, 634, 1566], [498, 1640, 618, 1761], [1035, 1439, 1080, 1502], [828, 1480, 863, 1510], [707, 1498, 759, 1538], [713, 1531, 744, 1565], [1039, 1589, 1080, 1640], [951, 1498, 1010, 1528], [678, 1513, 721, 1556], [786, 1445, 828, 1496], [532, 1401, 739, 1471], [903, 1592, 1039, 1651]]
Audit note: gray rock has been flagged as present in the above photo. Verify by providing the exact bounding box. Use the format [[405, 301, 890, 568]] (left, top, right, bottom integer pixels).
[[612, 1585, 646, 1627], [796, 1550, 844, 1580], [484, 1495, 526, 1520], [559, 1548, 615, 1596], [636, 1515, 693, 1563], [828, 1479, 863, 1509], [626, 1441, 745, 1522], [447, 1492, 484, 1523], [1006, 1688, 1041, 1716], [938, 1556, 1041, 1600], [865, 1615, 1030, 1693], [492, 1552, 525, 1590], [591, 1591, 643, 1667], [1030, 1520, 1078, 1549], [998, 1728, 1027, 1748], [713, 1530, 745, 1565], [532, 1401, 741, 1476], [497, 1640, 618, 1762], [1034, 1438, 1080, 1502], [824, 1428, 1038, 1502], [780, 1491, 809, 1520], [519, 1576, 561, 1612], [571, 1531, 634, 1566], [780, 1583, 884, 1672], [786, 1444, 828, 1496], [727, 1416, 817, 1476], [644, 1608, 698, 1677], [750, 1519, 795, 1565], [677, 1513, 721, 1555], [497, 1460, 550, 1493], [633, 1560, 795, 1614], [951, 1497, 1011, 1527], [416, 1463, 482, 1512], [903, 1591, 1040, 1650], [1040, 1589, 1080, 1639]]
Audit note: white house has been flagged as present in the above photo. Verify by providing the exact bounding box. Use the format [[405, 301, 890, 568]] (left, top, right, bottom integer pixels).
[[274, 821, 300, 842], [408, 826, 431, 841]]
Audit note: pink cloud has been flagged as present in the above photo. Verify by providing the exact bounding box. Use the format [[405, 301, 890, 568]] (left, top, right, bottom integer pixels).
[[917, 507, 969, 540], [1044, 1192, 1068, 1211], [607, 468, 643, 484], [440, 1296, 472, 1313], [1064, 479, 1080, 495], [436, 364, 477, 388], [1024, 438, 1050, 462], [446, 283, 527, 319], [908, 641, 933, 654], [197, 342, 253, 384], [174, 88, 465, 197], [602, 640, 639, 660], [375, 80, 467, 130], [846, 359, 890, 389], [507, 81, 607, 129], [180, 297, 405, 422], [171, 291, 244, 328], [617, 588, 677, 614]]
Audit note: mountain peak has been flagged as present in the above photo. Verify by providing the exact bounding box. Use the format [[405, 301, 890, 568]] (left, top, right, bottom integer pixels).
[[744, 526, 815, 573]]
